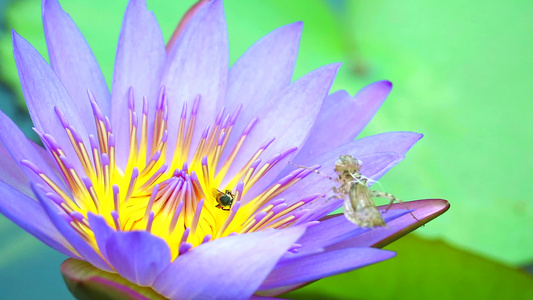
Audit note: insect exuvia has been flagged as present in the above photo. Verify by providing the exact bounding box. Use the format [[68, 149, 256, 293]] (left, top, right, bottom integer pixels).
[[211, 189, 235, 211], [291, 155, 419, 228]]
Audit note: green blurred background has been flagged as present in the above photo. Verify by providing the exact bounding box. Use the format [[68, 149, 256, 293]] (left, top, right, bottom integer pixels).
[[0, 0, 532, 299]]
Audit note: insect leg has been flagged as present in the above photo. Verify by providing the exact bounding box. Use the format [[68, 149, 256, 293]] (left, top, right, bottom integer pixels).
[[369, 190, 398, 210], [288, 161, 336, 181], [325, 193, 343, 204], [369, 190, 421, 223]]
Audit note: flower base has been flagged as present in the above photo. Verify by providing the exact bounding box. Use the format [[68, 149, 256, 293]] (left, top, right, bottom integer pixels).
[[61, 258, 166, 300]]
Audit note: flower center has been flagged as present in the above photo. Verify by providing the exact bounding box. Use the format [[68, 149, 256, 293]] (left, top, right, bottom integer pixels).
[[24, 88, 322, 259]]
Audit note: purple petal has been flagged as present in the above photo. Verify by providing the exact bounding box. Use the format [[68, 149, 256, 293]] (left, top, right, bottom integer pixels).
[[293, 209, 410, 257], [255, 283, 307, 298], [326, 199, 450, 250], [33, 185, 112, 271], [297, 81, 392, 159], [224, 22, 302, 140], [161, 0, 228, 163], [223, 63, 340, 195], [0, 180, 76, 258], [259, 248, 395, 290], [359, 152, 404, 182], [31, 141, 60, 173], [87, 214, 115, 262], [351, 131, 423, 156], [43, 0, 110, 119], [0, 140, 31, 196], [296, 131, 423, 166], [89, 214, 171, 287], [111, 0, 166, 168], [12, 31, 91, 173], [152, 227, 306, 300], [0, 110, 66, 193], [105, 230, 171, 287]]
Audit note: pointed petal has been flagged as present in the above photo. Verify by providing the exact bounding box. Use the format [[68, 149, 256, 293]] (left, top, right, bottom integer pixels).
[[297, 131, 423, 166], [0, 109, 66, 193], [355, 131, 423, 157], [225, 22, 302, 132], [292, 209, 410, 257], [152, 227, 306, 300], [0, 181, 76, 258], [111, 0, 166, 168], [161, 0, 228, 163], [43, 0, 110, 118], [0, 140, 31, 196], [34, 185, 112, 271], [259, 248, 395, 291], [298, 81, 392, 158], [224, 63, 340, 195], [359, 152, 405, 181], [88, 214, 171, 287], [12, 31, 90, 172], [326, 199, 450, 250], [166, 0, 211, 52], [255, 284, 305, 298]]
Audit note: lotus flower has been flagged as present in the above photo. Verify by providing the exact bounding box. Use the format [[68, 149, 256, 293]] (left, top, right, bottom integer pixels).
[[0, 0, 449, 299]]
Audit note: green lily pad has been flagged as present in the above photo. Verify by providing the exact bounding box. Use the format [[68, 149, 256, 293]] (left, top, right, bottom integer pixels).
[[282, 234, 533, 299]]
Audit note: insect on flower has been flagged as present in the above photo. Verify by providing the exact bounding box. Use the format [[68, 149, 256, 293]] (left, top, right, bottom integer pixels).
[[211, 188, 235, 211], [291, 155, 419, 228]]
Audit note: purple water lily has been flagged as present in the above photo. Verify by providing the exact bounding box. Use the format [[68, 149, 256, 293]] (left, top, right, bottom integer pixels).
[[0, 0, 448, 299]]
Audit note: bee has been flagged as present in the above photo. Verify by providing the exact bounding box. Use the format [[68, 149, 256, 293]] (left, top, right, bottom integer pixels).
[[211, 188, 235, 211], [291, 155, 419, 228]]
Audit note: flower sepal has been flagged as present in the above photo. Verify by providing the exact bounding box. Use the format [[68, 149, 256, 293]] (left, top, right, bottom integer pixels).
[[61, 258, 166, 300]]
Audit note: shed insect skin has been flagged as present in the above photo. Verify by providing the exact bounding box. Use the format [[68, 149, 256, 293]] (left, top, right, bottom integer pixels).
[[290, 155, 420, 228]]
